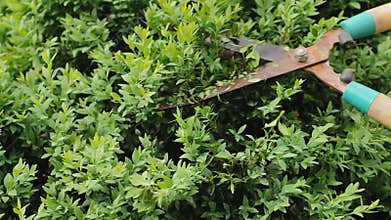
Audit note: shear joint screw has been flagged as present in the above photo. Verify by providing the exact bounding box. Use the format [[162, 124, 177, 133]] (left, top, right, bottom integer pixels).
[[294, 47, 308, 62]]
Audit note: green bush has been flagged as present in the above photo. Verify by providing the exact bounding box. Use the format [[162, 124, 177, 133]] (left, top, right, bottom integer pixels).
[[1, 0, 391, 219]]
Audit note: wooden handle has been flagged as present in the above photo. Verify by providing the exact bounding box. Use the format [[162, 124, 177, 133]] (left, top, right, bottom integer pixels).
[[368, 3, 391, 34], [342, 82, 391, 129], [340, 3, 391, 39], [368, 94, 391, 129]]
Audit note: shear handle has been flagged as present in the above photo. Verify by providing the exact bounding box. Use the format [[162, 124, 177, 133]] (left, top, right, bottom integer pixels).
[[343, 82, 391, 129], [340, 3, 391, 39]]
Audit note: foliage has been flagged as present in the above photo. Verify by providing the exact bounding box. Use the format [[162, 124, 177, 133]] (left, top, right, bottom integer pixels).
[[0, 0, 391, 219]]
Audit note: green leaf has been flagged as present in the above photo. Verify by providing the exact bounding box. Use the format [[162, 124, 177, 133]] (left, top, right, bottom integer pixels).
[[157, 177, 173, 189], [248, 78, 263, 83], [3, 173, 13, 189], [265, 110, 285, 128], [278, 122, 290, 136], [111, 92, 122, 103], [126, 187, 144, 199], [348, 2, 361, 9], [13, 207, 20, 215], [74, 207, 84, 220], [129, 173, 152, 187], [176, 22, 196, 43], [215, 150, 233, 160]]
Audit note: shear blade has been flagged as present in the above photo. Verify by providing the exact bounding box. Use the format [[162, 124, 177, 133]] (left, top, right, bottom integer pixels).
[[224, 37, 288, 62], [159, 29, 347, 110], [256, 43, 288, 62]]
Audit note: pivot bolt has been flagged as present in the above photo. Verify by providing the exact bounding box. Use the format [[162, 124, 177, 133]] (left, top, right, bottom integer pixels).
[[294, 47, 308, 62], [340, 69, 356, 83]]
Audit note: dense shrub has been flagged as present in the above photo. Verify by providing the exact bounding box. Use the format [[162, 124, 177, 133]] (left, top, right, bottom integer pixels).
[[0, 0, 390, 219]]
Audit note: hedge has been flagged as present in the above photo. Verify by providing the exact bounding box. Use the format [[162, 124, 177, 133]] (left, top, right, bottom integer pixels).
[[0, 0, 391, 219]]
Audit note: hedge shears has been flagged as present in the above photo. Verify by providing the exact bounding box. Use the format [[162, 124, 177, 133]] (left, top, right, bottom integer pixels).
[[161, 3, 391, 129]]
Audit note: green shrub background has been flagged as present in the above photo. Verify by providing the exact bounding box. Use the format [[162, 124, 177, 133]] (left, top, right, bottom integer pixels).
[[1, 0, 391, 219]]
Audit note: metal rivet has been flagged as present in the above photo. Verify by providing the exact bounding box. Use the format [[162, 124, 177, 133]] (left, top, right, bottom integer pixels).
[[340, 69, 356, 83], [294, 47, 308, 62]]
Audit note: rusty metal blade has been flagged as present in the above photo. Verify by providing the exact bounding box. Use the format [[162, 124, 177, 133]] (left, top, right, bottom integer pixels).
[[255, 44, 289, 62], [223, 37, 288, 62]]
